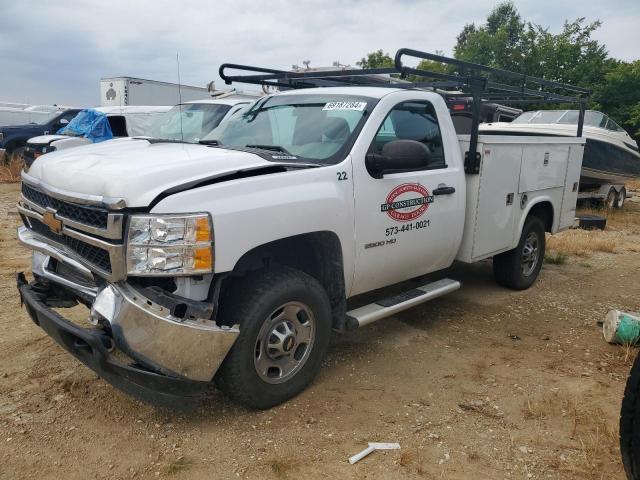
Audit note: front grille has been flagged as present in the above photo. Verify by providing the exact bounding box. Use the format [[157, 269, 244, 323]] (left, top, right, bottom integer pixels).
[[22, 183, 109, 229], [27, 217, 112, 273]]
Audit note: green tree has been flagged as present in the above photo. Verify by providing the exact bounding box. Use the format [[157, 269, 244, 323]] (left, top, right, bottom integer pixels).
[[592, 60, 640, 139], [356, 50, 394, 69], [357, 2, 640, 142], [453, 2, 610, 89]]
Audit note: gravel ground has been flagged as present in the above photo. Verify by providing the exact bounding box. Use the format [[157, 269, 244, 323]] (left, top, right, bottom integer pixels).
[[0, 182, 639, 479]]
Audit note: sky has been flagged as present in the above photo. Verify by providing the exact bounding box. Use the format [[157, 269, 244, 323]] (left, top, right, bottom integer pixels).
[[1, 0, 638, 106]]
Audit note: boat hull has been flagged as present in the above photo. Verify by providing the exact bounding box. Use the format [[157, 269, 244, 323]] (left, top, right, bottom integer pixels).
[[479, 127, 640, 186], [580, 138, 640, 185]]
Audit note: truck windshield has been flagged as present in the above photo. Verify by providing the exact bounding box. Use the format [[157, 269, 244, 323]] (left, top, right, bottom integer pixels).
[[149, 103, 231, 143], [202, 94, 376, 163]]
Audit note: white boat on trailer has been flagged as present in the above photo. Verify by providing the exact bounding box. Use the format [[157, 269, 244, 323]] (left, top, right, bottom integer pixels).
[[480, 110, 640, 208], [481, 110, 640, 184]]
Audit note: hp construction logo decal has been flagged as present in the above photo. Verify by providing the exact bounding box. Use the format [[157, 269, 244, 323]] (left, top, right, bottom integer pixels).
[[381, 183, 434, 222]]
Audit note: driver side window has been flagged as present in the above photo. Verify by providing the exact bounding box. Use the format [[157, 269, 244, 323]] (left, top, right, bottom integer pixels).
[[371, 101, 446, 169]]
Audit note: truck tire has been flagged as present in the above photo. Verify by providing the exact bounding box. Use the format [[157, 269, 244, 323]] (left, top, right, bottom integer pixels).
[[621, 352, 640, 480], [605, 188, 617, 209], [616, 188, 627, 209], [493, 216, 545, 290], [216, 267, 332, 409]]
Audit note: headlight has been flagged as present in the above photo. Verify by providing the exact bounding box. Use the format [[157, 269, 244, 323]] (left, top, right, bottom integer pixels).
[[126, 213, 213, 275]]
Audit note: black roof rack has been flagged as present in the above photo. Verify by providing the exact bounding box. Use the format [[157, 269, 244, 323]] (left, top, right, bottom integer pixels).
[[219, 48, 591, 174]]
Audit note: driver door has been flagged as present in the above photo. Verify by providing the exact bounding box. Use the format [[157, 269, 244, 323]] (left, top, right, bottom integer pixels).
[[351, 99, 465, 295]]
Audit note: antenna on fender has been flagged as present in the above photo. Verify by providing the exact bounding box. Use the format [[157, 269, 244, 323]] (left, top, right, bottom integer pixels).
[[176, 52, 184, 142]]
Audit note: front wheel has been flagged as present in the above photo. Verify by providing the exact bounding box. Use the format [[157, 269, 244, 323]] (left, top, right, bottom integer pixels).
[[216, 267, 332, 409], [493, 216, 546, 290]]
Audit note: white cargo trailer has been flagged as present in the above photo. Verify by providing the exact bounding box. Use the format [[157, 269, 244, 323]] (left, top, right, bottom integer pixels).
[[100, 77, 211, 107]]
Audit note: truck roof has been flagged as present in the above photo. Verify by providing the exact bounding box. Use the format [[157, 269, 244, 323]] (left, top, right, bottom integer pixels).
[[184, 97, 255, 106], [273, 86, 405, 99], [95, 105, 172, 115]]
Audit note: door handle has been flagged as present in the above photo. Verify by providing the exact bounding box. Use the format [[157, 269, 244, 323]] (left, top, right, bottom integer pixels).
[[432, 186, 455, 195]]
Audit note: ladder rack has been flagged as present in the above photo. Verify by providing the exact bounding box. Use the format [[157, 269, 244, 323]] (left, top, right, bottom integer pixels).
[[219, 48, 591, 174]]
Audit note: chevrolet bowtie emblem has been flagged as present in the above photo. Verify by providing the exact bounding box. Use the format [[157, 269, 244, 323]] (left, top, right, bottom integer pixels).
[[42, 210, 63, 235]]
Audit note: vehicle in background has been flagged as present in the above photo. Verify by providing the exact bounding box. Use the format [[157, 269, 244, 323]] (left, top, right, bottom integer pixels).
[[480, 110, 640, 208], [445, 97, 522, 134], [0, 103, 75, 127], [146, 95, 257, 144], [24, 105, 171, 166], [16, 49, 588, 410], [0, 108, 82, 162], [100, 77, 256, 107]]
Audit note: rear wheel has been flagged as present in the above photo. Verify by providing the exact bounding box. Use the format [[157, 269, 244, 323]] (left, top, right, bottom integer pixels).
[[216, 267, 332, 409], [616, 188, 627, 209], [493, 216, 545, 290], [621, 352, 640, 479], [605, 188, 616, 209]]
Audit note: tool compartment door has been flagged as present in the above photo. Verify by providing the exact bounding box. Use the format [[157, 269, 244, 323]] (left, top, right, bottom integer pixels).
[[471, 144, 522, 259], [518, 144, 569, 193], [558, 142, 585, 230]]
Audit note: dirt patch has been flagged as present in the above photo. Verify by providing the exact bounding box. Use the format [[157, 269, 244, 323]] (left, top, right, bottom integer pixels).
[[0, 182, 638, 479]]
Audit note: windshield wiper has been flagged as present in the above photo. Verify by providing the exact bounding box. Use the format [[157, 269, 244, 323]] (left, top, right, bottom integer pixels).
[[199, 139, 219, 145], [246, 144, 293, 155]]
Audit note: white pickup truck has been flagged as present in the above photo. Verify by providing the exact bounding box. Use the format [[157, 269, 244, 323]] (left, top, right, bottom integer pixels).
[[16, 51, 587, 409]]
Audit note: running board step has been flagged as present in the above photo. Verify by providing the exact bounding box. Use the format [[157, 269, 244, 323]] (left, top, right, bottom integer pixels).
[[346, 278, 461, 329]]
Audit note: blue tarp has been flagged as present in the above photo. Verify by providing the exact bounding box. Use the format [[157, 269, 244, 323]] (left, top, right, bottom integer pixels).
[[57, 108, 113, 143]]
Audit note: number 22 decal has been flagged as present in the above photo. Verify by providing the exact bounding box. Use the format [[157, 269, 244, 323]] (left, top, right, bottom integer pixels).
[[336, 171, 348, 181]]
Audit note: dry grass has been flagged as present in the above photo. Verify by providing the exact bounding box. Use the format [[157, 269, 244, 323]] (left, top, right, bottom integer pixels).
[[398, 450, 414, 466], [578, 206, 640, 230], [0, 157, 23, 183], [544, 251, 568, 265], [268, 456, 298, 478], [625, 179, 640, 191], [547, 229, 619, 256], [167, 456, 193, 474], [522, 390, 619, 478], [398, 449, 427, 476]]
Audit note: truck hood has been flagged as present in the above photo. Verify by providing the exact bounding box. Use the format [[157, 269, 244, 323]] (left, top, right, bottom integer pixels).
[[28, 134, 69, 146], [0, 123, 44, 131], [25, 138, 292, 207]]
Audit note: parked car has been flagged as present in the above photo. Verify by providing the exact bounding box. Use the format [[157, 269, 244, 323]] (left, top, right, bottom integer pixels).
[[0, 103, 74, 127], [0, 108, 81, 162], [16, 49, 587, 410], [23, 105, 171, 166], [145, 96, 257, 144]]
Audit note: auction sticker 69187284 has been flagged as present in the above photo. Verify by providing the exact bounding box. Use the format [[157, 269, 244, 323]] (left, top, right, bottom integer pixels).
[[381, 183, 434, 222]]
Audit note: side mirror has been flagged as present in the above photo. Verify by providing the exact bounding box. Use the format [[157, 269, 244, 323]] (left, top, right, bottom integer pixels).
[[365, 140, 432, 179]]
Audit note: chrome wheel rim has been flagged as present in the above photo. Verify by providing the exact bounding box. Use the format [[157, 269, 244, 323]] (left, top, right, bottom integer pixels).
[[521, 232, 540, 277], [254, 302, 316, 384]]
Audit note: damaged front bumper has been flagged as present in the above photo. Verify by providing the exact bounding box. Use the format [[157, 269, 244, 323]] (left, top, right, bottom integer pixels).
[[17, 233, 239, 408]]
